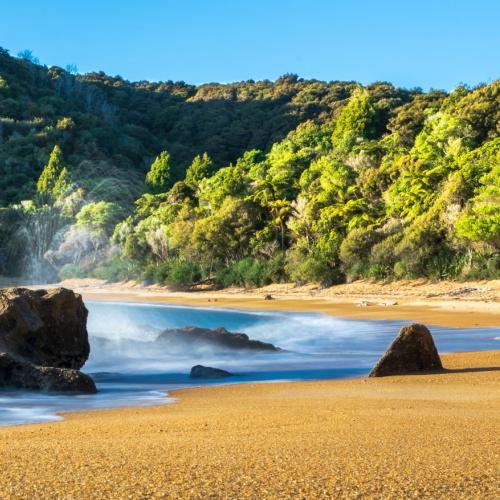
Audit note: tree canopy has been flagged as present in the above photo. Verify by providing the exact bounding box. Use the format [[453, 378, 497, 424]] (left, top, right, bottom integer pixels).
[[145, 151, 173, 194], [0, 48, 498, 285]]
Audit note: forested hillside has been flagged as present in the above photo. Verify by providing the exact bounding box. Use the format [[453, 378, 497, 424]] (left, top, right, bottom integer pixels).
[[0, 48, 498, 285], [0, 47, 364, 204]]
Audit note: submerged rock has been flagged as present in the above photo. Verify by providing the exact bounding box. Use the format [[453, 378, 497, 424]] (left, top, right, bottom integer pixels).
[[369, 323, 443, 377], [190, 365, 233, 379], [155, 326, 280, 352], [0, 287, 89, 369], [0, 352, 96, 393]]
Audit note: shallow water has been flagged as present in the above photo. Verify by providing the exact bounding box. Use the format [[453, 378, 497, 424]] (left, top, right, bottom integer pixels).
[[1, 301, 499, 426]]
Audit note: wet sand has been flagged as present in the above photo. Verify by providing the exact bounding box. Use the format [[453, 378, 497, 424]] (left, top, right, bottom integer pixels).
[[7, 277, 499, 327], [65, 278, 500, 328], [1, 350, 499, 499]]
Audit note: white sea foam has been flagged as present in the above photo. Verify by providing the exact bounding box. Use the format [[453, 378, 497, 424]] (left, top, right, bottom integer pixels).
[[2, 302, 499, 426]]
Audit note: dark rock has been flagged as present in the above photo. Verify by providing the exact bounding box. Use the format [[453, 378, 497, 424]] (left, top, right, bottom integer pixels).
[[0, 352, 96, 393], [264, 294, 273, 301], [369, 323, 443, 377], [0, 287, 89, 369], [190, 365, 233, 379], [156, 326, 280, 352]]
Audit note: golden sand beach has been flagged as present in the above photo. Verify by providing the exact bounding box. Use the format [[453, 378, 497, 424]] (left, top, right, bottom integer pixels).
[[5, 277, 498, 327], [60, 277, 500, 328], [1, 279, 499, 498], [1, 350, 499, 499]]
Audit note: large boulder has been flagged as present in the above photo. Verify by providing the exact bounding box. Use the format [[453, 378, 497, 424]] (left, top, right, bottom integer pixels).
[[369, 323, 443, 377], [0, 287, 89, 369], [0, 352, 96, 393], [190, 365, 233, 379], [155, 326, 280, 352]]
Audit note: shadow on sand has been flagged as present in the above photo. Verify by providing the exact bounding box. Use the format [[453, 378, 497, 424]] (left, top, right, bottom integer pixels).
[[442, 366, 500, 374]]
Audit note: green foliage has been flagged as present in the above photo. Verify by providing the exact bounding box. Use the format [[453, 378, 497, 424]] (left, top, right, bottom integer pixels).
[[1, 47, 499, 284], [143, 261, 171, 284], [76, 201, 125, 237], [92, 257, 140, 282], [198, 166, 249, 209], [144, 258, 205, 286], [165, 259, 204, 286], [286, 247, 342, 285], [17, 49, 39, 64], [184, 153, 214, 191], [36, 145, 67, 199], [215, 257, 273, 288], [52, 167, 72, 199], [188, 197, 258, 264], [339, 227, 380, 277], [145, 151, 173, 194], [456, 164, 500, 248], [462, 253, 500, 280], [58, 263, 87, 280], [332, 87, 377, 152], [116, 79, 499, 285]]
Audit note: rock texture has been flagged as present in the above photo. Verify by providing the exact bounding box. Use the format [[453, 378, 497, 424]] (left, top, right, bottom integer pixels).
[[369, 323, 443, 377], [0, 353, 96, 393], [190, 365, 233, 379], [0, 287, 89, 369], [156, 326, 280, 352]]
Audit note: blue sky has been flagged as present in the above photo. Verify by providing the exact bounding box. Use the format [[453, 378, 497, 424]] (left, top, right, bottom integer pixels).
[[1, 0, 499, 90]]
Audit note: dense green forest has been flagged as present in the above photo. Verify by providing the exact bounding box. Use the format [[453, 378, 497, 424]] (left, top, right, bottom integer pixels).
[[0, 47, 498, 285]]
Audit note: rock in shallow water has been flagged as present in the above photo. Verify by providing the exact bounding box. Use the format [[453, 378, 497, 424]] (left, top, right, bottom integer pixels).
[[156, 326, 280, 352], [369, 323, 443, 377], [190, 365, 233, 379], [0, 352, 96, 393], [0, 287, 89, 369]]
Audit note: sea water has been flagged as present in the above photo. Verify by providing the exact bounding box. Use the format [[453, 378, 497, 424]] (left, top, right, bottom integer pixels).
[[1, 301, 499, 426]]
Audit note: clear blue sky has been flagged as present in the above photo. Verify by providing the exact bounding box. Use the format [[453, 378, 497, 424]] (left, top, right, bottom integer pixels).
[[1, 0, 499, 90]]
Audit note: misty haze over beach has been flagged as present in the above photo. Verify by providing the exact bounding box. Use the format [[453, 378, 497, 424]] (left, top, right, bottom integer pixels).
[[2, 301, 498, 425]]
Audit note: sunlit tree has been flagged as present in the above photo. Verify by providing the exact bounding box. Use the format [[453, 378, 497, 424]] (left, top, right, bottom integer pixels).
[[145, 151, 173, 194]]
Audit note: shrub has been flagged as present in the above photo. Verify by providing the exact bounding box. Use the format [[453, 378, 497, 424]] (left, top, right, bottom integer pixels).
[[287, 252, 343, 285], [143, 259, 205, 286], [262, 252, 289, 284], [216, 258, 268, 288], [166, 258, 204, 286], [424, 251, 466, 280], [345, 261, 369, 281], [58, 263, 87, 280], [143, 262, 171, 284], [462, 252, 500, 280], [393, 261, 410, 279], [370, 233, 401, 270], [367, 264, 390, 279], [92, 257, 139, 282], [339, 227, 380, 274]]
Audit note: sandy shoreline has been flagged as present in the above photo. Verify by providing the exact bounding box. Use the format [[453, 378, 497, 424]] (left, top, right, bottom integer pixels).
[[1, 349, 499, 498], [3, 277, 499, 327], [54, 277, 500, 328], [1, 279, 499, 497]]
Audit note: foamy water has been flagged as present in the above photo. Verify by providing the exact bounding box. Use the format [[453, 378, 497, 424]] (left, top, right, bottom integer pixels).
[[1, 301, 499, 425]]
